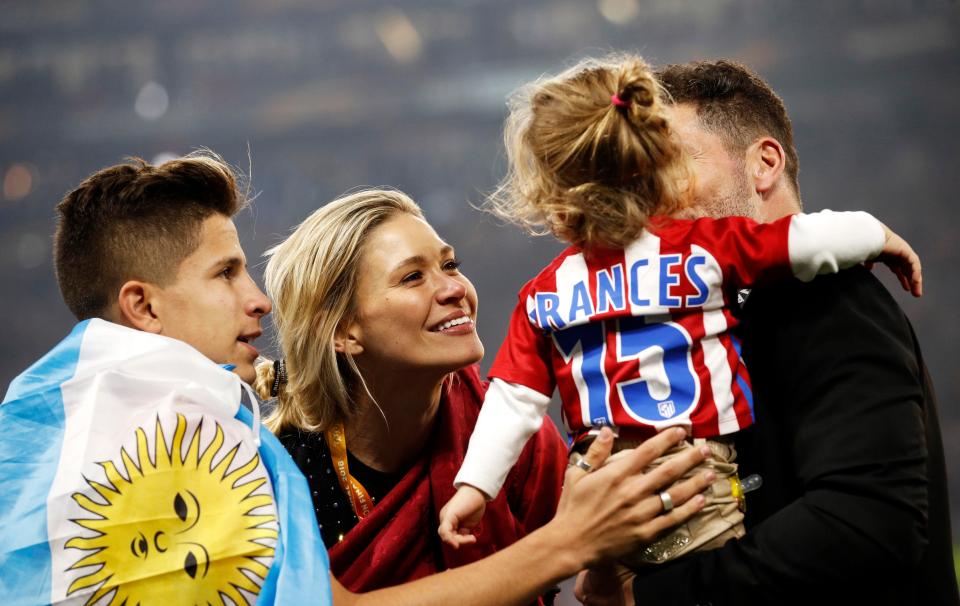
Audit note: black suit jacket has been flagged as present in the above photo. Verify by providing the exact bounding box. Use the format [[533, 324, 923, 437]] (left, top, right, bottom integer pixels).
[[632, 267, 958, 605]]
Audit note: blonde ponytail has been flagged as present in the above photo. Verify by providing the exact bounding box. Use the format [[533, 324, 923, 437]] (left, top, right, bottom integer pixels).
[[253, 358, 276, 402], [488, 53, 693, 249]]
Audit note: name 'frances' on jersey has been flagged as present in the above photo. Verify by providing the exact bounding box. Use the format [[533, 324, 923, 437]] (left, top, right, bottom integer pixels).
[[526, 235, 725, 333]]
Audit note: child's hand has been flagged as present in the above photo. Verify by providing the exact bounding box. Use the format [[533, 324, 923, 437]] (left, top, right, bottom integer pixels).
[[438, 485, 487, 548], [873, 224, 923, 297]]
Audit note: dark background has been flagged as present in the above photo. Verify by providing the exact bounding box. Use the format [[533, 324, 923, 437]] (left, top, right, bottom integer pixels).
[[2, 0, 957, 596]]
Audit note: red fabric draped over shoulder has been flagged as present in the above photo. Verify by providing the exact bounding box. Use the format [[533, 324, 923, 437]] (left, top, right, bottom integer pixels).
[[328, 364, 567, 597]]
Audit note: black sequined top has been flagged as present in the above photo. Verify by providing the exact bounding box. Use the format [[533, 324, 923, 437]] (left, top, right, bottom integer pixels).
[[278, 429, 403, 548]]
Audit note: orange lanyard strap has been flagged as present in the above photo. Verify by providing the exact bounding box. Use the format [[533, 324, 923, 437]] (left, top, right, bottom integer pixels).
[[324, 422, 374, 520]]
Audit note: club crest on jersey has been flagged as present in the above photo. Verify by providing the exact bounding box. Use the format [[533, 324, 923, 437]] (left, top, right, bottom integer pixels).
[[657, 400, 676, 418]]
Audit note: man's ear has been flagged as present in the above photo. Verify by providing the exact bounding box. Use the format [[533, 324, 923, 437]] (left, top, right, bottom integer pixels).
[[748, 136, 786, 197], [333, 319, 364, 357], [116, 280, 163, 334]]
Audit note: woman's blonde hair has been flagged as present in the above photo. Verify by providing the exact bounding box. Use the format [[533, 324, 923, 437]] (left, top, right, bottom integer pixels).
[[488, 53, 694, 249], [254, 189, 424, 434]]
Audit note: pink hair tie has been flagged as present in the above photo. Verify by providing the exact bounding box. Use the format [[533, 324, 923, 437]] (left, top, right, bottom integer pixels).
[[611, 93, 630, 108]]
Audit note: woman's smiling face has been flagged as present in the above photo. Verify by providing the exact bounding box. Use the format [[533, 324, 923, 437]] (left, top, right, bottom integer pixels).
[[342, 212, 483, 377]]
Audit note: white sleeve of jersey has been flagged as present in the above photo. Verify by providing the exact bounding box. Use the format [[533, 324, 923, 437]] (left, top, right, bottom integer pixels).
[[454, 378, 553, 499], [788, 210, 886, 282]]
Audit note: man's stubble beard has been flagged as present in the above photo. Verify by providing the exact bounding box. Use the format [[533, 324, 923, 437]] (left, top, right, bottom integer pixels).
[[700, 159, 760, 221]]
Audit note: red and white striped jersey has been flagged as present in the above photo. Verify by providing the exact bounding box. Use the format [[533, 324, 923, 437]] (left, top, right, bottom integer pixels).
[[488, 214, 796, 441], [459, 210, 883, 498]]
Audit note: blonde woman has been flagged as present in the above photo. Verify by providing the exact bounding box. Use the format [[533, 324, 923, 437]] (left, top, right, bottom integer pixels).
[[254, 189, 718, 602], [438, 53, 922, 565]]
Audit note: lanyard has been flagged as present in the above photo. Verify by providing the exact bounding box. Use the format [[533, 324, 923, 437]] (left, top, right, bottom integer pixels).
[[324, 421, 374, 520]]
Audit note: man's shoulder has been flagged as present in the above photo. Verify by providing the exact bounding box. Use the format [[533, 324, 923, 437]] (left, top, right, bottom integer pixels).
[[745, 265, 904, 320], [740, 265, 918, 372]]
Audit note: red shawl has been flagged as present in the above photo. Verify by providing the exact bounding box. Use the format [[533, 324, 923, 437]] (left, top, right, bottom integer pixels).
[[329, 364, 567, 594]]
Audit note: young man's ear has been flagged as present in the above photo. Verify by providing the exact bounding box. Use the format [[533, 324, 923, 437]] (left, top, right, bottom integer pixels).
[[748, 136, 786, 197], [333, 320, 364, 357], [116, 280, 162, 334]]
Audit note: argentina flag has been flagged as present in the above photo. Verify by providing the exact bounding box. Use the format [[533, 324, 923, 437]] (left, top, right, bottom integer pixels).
[[0, 319, 332, 606]]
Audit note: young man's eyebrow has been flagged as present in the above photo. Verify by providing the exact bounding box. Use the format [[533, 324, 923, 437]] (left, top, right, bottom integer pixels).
[[211, 256, 244, 270]]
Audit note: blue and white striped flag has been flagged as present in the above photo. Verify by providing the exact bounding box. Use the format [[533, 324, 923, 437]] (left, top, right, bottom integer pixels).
[[0, 319, 332, 606]]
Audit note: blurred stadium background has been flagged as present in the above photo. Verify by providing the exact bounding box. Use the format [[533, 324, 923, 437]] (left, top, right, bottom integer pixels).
[[1, 0, 958, 597]]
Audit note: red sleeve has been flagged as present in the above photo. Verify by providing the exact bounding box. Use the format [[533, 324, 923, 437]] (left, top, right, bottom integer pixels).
[[487, 293, 556, 396], [662, 214, 795, 289]]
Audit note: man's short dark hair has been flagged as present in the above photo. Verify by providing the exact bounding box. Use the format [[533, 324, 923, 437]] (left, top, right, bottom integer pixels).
[[54, 152, 246, 320], [657, 60, 800, 197]]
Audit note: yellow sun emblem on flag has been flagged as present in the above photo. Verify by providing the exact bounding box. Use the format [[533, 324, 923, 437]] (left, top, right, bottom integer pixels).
[[64, 413, 278, 606]]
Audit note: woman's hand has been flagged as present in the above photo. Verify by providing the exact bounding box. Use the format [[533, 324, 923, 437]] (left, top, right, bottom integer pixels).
[[438, 485, 488, 548], [549, 426, 714, 571], [343, 427, 712, 606]]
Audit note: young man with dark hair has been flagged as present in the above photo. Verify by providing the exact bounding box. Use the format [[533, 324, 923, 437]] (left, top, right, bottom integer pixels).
[[1, 154, 715, 605], [579, 59, 958, 606], [53, 155, 268, 383]]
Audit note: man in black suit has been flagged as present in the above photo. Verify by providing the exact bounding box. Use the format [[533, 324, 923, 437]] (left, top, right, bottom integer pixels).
[[577, 59, 958, 605]]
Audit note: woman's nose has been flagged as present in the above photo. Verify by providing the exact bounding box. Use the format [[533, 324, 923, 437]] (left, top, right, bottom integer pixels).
[[436, 274, 467, 303]]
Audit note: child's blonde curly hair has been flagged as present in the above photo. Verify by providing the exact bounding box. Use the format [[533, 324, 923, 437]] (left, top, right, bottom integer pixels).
[[488, 53, 694, 249]]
